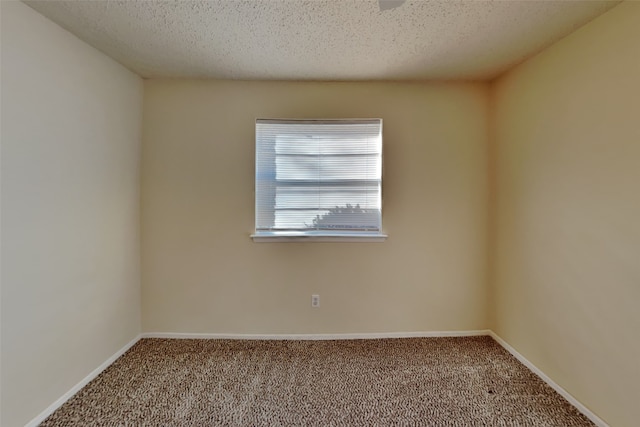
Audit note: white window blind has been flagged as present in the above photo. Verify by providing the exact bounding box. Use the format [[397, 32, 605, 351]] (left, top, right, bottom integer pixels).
[[254, 119, 383, 239]]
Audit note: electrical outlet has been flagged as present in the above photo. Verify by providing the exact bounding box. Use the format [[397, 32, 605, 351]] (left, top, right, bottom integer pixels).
[[311, 294, 320, 308]]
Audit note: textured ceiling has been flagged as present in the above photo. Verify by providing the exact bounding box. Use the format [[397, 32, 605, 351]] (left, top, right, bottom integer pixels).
[[24, 0, 620, 81]]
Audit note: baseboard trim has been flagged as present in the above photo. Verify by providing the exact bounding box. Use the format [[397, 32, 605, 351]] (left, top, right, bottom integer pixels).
[[488, 331, 608, 427], [141, 329, 492, 340], [25, 334, 142, 427]]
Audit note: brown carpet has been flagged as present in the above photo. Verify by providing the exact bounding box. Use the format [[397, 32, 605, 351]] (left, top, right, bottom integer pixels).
[[40, 336, 594, 426]]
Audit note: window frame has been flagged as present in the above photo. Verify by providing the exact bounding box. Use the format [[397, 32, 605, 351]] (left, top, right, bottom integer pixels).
[[251, 118, 387, 242]]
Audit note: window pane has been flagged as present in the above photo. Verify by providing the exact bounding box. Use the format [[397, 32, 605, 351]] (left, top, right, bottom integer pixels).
[[255, 119, 382, 235]]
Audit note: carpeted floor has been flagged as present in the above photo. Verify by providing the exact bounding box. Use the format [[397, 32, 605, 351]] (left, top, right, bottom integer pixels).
[[40, 336, 594, 426]]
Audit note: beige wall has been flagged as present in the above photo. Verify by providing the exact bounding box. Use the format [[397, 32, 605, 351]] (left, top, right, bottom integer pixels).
[[0, 2, 143, 426], [492, 3, 640, 425], [142, 80, 489, 334]]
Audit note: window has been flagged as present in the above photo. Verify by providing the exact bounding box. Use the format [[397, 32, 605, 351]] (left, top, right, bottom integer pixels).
[[253, 119, 385, 241]]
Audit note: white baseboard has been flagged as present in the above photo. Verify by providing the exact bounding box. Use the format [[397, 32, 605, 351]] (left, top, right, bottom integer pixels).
[[25, 334, 142, 427], [488, 331, 608, 427], [141, 329, 491, 340]]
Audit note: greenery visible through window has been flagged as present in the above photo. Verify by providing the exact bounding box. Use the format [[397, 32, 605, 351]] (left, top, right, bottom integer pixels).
[[253, 119, 384, 239]]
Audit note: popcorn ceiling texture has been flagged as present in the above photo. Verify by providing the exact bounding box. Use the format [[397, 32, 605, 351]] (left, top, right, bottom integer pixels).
[[25, 0, 618, 81]]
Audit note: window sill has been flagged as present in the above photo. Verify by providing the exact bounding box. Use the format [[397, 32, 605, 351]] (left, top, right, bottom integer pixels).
[[251, 233, 388, 243]]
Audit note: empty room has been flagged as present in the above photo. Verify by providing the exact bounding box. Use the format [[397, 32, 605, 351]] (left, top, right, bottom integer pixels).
[[1, 0, 638, 426]]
